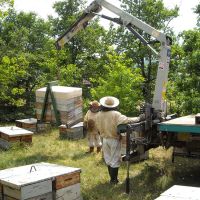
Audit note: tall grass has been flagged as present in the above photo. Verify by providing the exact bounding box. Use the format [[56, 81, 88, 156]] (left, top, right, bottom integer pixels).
[[0, 128, 200, 200]]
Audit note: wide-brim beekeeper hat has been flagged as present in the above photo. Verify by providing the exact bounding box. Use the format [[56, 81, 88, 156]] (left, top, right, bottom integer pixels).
[[100, 96, 119, 108]]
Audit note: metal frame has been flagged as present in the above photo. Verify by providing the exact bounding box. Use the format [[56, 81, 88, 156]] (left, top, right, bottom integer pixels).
[[56, 0, 172, 112], [40, 81, 61, 126]]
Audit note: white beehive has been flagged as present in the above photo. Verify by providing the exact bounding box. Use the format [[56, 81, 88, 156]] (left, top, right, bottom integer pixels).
[[0, 162, 82, 200], [0, 126, 33, 150]]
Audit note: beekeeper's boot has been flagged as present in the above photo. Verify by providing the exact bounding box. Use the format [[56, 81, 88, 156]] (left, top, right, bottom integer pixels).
[[86, 147, 94, 153], [97, 146, 102, 153], [107, 165, 112, 181], [110, 167, 119, 184]]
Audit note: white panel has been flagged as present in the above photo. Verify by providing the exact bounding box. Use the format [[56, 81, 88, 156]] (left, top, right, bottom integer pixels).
[[157, 185, 200, 200], [4, 179, 52, 200], [21, 179, 52, 199], [56, 183, 81, 200], [0, 126, 33, 137], [155, 196, 182, 200], [27, 192, 53, 200]]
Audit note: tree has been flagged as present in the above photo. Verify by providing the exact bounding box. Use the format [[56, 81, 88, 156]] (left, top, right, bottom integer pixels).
[[110, 0, 178, 103], [0, 0, 13, 18], [0, 10, 52, 121], [50, 0, 109, 95], [91, 50, 144, 115], [195, 3, 200, 27], [167, 29, 200, 115]]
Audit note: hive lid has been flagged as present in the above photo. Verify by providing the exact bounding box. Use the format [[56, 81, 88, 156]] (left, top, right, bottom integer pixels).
[[0, 126, 33, 136], [0, 162, 81, 189], [36, 86, 82, 100], [15, 118, 37, 124]]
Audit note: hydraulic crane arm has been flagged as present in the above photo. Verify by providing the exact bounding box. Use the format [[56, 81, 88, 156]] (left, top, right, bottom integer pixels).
[[55, 2, 102, 50], [56, 0, 172, 112]]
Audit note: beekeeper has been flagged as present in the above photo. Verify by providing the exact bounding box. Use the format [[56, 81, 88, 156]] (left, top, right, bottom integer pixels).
[[95, 96, 144, 184], [84, 100, 102, 153]]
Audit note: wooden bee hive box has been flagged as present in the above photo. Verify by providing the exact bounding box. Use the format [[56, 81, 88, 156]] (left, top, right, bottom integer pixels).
[[59, 122, 84, 140], [0, 126, 33, 150], [0, 162, 82, 200], [15, 118, 51, 133], [15, 118, 37, 133]]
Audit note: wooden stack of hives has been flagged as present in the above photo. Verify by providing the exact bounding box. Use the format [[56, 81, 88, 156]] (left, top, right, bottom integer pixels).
[[35, 86, 83, 125], [0, 162, 82, 200], [0, 126, 33, 150]]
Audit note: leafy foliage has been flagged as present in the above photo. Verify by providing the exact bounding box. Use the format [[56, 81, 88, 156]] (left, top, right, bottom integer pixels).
[[0, 10, 52, 121], [0, 0, 13, 18], [0, 0, 199, 121], [167, 30, 200, 115], [91, 50, 144, 115], [112, 0, 179, 101]]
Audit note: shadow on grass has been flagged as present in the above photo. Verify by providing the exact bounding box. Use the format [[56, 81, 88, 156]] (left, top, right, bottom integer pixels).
[[83, 158, 200, 200], [82, 164, 163, 200], [171, 158, 200, 187]]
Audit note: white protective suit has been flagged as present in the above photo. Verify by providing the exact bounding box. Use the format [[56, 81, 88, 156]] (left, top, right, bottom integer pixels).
[[96, 110, 140, 168]]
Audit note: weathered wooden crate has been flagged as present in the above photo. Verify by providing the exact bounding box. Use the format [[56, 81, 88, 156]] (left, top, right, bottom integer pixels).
[[3, 180, 52, 200], [0, 126, 33, 150], [0, 162, 81, 200], [3, 192, 52, 200], [0, 126, 33, 142], [55, 172, 80, 190], [56, 183, 81, 200], [36, 122, 51, 133], [59, 122, 83, 140], [15, 119, 51, 133], [16, 118, 37, 133]]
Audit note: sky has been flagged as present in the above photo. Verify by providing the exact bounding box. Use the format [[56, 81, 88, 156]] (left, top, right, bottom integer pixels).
[[14, 0, 199, 34]]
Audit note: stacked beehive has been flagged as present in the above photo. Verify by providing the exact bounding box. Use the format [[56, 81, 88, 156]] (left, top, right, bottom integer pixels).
[[35, 86, 83, 125], [0, 126, 33, 150], [0, 162, 82, 200]]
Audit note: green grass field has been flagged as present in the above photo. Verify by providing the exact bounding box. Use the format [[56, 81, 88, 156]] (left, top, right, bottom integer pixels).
[[0, 128, 200, 200]]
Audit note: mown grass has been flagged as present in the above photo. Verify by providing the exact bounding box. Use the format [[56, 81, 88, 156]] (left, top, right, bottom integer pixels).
[[0, 128, 200, 200]]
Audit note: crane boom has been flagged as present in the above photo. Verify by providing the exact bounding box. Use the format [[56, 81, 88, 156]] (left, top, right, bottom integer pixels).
[[56, 0, 171, 112]]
